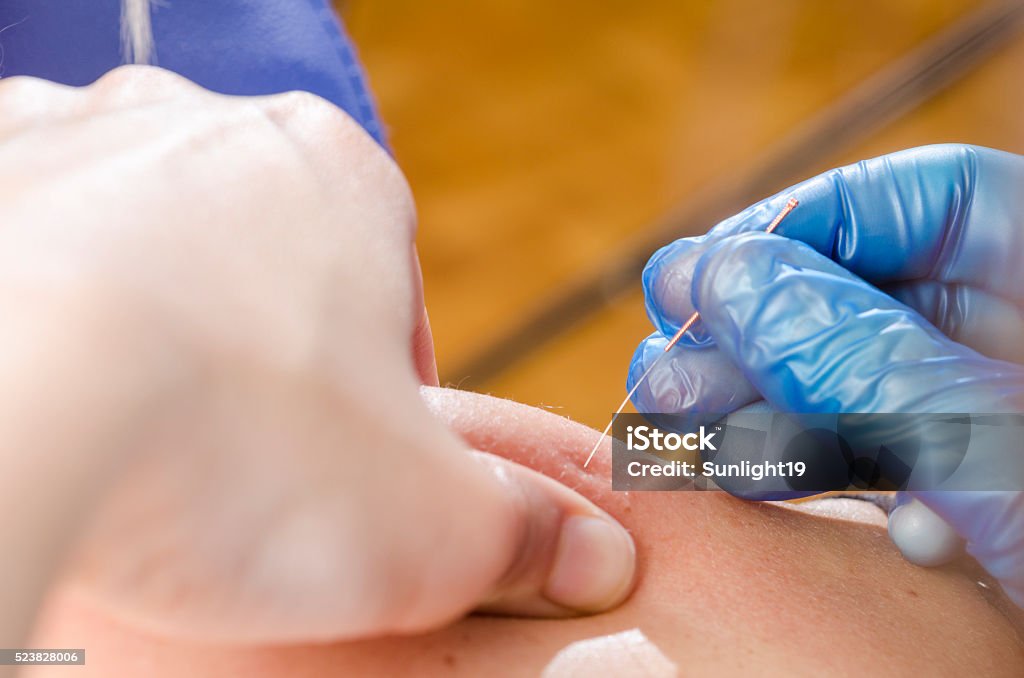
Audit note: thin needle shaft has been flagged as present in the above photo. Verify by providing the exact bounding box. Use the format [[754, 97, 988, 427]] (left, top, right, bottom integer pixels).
[[583, 197, 799, 468], [582, 353, 663, 468]]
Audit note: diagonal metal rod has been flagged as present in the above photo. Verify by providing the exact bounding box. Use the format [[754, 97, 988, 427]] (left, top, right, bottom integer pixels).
[[582, 197, 798, 468]]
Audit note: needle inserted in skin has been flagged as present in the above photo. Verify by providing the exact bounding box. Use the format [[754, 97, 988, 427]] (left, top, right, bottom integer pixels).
[[582, 197, 799, 468]]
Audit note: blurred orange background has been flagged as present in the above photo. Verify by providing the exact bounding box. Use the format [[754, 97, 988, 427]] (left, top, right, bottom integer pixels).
[[339, 0, 1024, 429]]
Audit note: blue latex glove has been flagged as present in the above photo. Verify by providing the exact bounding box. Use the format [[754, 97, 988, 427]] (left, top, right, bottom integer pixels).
[[0, 0, 385, 146], [631, 144, 1024, 606]]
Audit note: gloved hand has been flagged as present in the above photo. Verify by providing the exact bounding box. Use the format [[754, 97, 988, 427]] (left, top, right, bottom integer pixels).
[[0, 0, 386, 147], [631, 144, 1024, 606]]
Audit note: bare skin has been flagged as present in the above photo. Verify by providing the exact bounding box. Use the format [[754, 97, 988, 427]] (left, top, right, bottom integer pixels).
[[0, 67, 636, 659], [26, 388, 1024, 677]]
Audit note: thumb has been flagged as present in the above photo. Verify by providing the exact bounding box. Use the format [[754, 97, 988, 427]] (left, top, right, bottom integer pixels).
[[467, 451, 637, 617], [692, 232, 1024, 414], [693, 232, 1024, 604], [373, 424, 637, 635]]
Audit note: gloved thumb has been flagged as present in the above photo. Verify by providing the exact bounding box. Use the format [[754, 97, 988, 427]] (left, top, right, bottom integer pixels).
[[692, 232, 1024, 415], [693, 232, 1024, 605]]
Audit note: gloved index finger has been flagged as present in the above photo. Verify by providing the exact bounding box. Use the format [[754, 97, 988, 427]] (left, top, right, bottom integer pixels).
[[643, 144, 1024, 336], [710, 144, 1024, 287]]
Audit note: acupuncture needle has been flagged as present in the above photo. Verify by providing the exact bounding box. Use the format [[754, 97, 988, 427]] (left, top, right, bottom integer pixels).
[[583, 197, 799, 468]]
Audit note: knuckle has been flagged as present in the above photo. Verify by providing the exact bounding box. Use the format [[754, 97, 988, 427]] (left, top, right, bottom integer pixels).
[[467, 454, 541, 582], [0, 74, 55, 96], [0, 75, 74, 106], [259, 89, 362, 140], [264, 88, 334, 113], [0, 77, 80, 134], [94, 64, 181, 86], [257, 89, 415, 225], [89, 65, 202, 103]]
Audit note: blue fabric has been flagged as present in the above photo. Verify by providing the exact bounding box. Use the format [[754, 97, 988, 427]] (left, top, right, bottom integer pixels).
[[632, 144, 1024, 606], [0, 0, 386, 146]]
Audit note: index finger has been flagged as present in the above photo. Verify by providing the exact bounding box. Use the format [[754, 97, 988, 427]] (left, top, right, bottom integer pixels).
[[643, 144, 1024, 335]]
